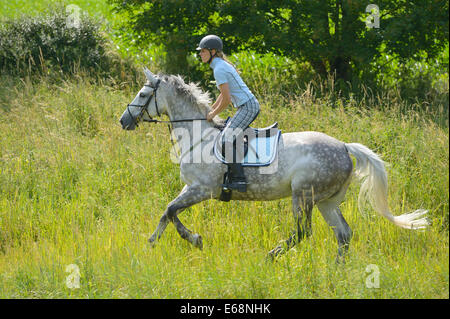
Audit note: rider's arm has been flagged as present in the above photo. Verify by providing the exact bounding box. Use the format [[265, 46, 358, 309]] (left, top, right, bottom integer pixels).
[[208, 83, 231, 120], [211, 92, 223, 111]]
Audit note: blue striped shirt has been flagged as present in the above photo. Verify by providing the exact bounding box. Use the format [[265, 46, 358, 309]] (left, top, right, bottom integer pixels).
[[210, 57, 255, 108]]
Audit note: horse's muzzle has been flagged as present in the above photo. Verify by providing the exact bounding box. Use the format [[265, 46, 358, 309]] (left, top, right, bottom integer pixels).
[[119, 111, 136, 130]]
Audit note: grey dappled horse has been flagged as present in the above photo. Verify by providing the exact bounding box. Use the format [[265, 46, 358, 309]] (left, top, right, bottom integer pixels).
[[119, 68, 428, 261]]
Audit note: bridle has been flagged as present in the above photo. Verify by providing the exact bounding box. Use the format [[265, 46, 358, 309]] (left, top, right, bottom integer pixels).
[[125, 78, 211, 161], [126, 79, 161, 127], [126, 79, 207, 127]]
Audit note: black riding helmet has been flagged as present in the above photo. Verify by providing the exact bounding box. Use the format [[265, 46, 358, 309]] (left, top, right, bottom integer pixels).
[[196, 35, 223, 63], [196, 35, 223, 51]]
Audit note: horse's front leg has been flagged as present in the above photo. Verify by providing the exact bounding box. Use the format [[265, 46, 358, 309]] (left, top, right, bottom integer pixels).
[[148, 184, 211, 249]]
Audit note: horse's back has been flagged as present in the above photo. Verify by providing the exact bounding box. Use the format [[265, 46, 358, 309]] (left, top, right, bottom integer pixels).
[[282, 131, 345, 148]]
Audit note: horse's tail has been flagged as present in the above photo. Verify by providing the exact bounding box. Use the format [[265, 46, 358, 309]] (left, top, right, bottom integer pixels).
[[345, 143, 428, 229]]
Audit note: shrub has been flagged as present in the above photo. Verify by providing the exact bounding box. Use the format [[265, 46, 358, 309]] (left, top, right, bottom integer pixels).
[[0, 5, 105, 74], [0, 5, 139, 85]]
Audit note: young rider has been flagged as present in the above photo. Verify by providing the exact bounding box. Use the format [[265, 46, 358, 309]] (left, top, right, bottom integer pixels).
[[197, 35, 260, 192]]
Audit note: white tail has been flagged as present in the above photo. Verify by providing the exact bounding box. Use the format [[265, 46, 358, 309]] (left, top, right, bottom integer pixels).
[[345, 143, 429, 229]]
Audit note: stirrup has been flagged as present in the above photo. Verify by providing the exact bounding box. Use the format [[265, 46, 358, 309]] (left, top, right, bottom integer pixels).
[[219, 188, 232, 201], [223, 175, 247, 192], [220, 170, 232, 201], [226, 181, 247, 192], [226, 165, 247, 192]]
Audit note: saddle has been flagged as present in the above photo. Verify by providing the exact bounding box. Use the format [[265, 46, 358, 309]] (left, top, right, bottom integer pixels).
[[214, 120, 281, 167]]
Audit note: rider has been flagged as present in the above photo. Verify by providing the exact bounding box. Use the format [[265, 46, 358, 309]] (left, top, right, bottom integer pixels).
[[197, 35, 260, 192]]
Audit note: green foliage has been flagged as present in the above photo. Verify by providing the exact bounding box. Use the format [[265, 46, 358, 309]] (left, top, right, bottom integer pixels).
[[0, 6, 105, 74], [0, 5, 140, 85], [227, 51, 315, 98], [110, 0, 449, 86], [373, 45, 449, 103]]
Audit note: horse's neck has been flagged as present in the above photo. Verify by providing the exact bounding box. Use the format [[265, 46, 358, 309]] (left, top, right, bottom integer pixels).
[[167, 99, 206, 122], [167, 99, 219, 156]]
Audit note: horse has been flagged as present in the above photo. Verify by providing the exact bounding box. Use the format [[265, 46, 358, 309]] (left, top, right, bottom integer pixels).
[[119, 68, 428, 261]]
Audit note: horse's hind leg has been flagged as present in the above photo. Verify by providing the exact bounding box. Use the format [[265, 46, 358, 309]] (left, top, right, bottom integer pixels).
[[149, 184, 210, 249], [317, 198, 352, 263], [172, 215, 203, 249], [267, 194, 313, 260]]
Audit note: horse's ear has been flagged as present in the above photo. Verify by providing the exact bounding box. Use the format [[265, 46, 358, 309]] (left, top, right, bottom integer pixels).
[[143, 67, 157, 84]]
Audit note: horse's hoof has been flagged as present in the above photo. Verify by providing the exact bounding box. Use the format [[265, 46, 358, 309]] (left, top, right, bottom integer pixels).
[[192, 234, 203, 250], [268, 246, 285, 258], [266, 252, 276, 262], [148, 236, 157, 247], [335, 254, 347, 265], [266, 248, 283, 262]]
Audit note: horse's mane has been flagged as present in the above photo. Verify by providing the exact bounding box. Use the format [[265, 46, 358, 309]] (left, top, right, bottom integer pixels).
[[159, 74, 211, 112], [158, 74, 225, 127]]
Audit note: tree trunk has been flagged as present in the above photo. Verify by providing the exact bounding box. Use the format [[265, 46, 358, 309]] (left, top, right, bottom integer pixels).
[[329, 0, 353, 81], [331, 56, 352, 82], [310, 0, 331, 79], [310, 59, 328, 79]]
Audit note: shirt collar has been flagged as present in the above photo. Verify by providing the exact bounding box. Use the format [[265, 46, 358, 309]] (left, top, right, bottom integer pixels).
[[209, 57, 222, 69]]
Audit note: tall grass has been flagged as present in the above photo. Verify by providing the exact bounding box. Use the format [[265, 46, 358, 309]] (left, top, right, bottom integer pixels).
[[0, 71, 447, 298]]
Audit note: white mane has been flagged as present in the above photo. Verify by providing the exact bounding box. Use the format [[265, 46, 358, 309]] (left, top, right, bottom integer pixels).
[[160, 74, 212, 114]]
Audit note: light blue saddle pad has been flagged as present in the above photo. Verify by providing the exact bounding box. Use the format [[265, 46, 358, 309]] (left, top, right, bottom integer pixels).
[[213, 123, 281, 167]]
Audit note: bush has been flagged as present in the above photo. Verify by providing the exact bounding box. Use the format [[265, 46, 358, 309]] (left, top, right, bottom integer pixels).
[[0, 6, 105, 74], [0, 5, 139, 85]]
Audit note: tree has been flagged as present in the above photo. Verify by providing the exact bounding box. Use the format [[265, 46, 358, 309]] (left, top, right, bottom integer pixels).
[[112, 0, 220, 76], [112, 0, 449, 83]]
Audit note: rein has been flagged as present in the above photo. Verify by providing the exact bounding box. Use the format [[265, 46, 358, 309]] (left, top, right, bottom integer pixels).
[[143, 118, 208, 124]]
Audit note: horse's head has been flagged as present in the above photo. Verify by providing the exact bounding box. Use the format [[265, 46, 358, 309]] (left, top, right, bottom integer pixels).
[[120, 68, 163, 130]]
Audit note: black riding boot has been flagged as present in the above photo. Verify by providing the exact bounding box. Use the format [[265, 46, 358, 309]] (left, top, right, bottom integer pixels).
[[221, 140, 247, 193], [227, 163, 247, 192]]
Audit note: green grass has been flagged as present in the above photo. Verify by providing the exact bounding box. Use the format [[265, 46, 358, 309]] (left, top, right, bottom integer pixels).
[[0, 0, 448, 299], [0, 73, 447, 298], [0, 0, 114, 20]]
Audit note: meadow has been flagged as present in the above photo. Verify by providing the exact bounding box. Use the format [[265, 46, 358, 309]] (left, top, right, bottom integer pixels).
[[0, 0, 448, 298]]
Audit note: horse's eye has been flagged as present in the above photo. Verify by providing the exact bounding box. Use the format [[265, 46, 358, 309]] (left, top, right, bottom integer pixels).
[[140, 92, 146, 98]]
